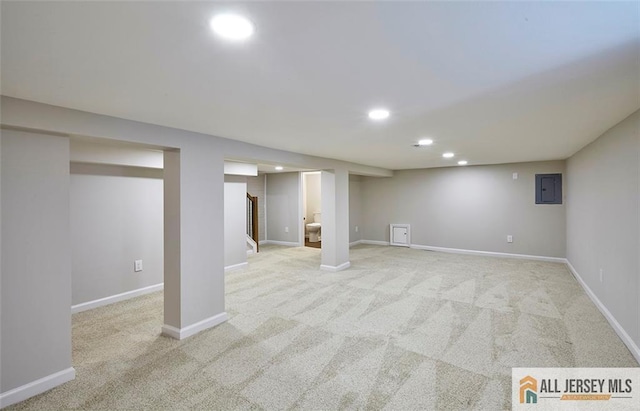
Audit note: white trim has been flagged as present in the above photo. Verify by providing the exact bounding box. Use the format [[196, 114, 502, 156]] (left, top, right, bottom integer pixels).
[[262, 240, 300, 247], [161, 312, 228, 340], [349, 240, 363, 247], [0, 367, 76, 409], [408, 244, 567, 263], [71, 283, 163, 314], [566, 261, 640, 363], [247, 249, 254, 256], [320, 261, 351, 272], [360, 240, 390, 246], [259, 240, 268, 245], [225, 262, 248, 272]]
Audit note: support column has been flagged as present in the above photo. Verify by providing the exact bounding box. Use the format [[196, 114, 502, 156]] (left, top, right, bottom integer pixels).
[[320, 169, 350, 271], [162, 144, 227, 339], [0, 130, 75, 407]]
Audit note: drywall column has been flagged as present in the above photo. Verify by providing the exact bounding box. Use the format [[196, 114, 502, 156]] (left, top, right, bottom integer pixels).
[[321, 169, 350, 271], [0, 130, 75, 407], [162, 146, 227, 340]]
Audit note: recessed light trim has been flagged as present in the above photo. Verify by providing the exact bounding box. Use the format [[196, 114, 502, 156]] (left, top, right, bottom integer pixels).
[[417, 139, 433, 146], [442, 152, 455, 159], [275, 166, 283, 171], [368, 109, 390, 121], [458, 160, 468, 166], [210, 13, 254, 41]]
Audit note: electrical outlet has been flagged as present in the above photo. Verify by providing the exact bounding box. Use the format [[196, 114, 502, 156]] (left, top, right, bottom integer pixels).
[[284, 226, 289, 233], [512, 172, 518, 180], [507, 235, 513, 243], [134, 260, 143, 272], [600, 268, 604, 283], [355, 226, 359, 233]]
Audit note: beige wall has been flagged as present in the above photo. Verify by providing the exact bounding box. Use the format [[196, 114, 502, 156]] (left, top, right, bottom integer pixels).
[[361, 160, 566, 258], [566, 109, 640, 348]]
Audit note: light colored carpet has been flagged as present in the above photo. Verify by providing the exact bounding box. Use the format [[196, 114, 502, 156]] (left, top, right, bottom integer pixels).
[[9, 244, 638, 410]]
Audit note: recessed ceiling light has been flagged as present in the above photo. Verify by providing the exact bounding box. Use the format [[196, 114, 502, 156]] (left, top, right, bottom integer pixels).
[[368, 109, 390, 121], [442, 152, 455, 159], [458, 160, 468, 166], [417, 139, 433, 146], [275, 166, 283, 171], [210, 13, 254, 41]]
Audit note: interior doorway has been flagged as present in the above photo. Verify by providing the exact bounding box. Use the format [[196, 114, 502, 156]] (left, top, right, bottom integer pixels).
[[302, 171, 322, 248]]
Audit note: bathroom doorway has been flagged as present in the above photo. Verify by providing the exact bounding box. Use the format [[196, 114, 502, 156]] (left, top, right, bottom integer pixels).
[[302, 171, 321, 248]]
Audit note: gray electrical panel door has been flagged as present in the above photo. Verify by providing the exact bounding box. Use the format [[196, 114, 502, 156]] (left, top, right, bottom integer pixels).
[[535, 174, 562, 204]]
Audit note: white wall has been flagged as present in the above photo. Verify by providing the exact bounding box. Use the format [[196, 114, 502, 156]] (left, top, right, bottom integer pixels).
[[361, 160, 566, 258], [247, 174, 266, 242], [224, 175, 247, 268], [566, 109, 640, 352], [1, 130, 73, 395], [266, 172, 300, 244], [70, 163, 163, 306], [349, 174, 362, 243]]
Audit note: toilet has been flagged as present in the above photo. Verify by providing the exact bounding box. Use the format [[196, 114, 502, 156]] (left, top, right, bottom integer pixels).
[[306, 212, 321, 242]]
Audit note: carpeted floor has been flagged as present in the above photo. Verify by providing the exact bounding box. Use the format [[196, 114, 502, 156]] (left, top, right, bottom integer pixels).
[[9, 244, 638, 410]]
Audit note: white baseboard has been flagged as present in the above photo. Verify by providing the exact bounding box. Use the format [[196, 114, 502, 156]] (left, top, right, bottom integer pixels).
[[71, 283, 164, 314], [349, 240, 363, 247], [161, 312, 228, 340], [246, 249, 254, 256], [566, 261, 640, 363], [320, 261, 351, 272], [409, 243, 567, 263], [0, 367, 76, 409], [259, 240, 268, 245], [262, 240, 300, 247], [360, 240, 391, 246], [225, 262, 248, 272]]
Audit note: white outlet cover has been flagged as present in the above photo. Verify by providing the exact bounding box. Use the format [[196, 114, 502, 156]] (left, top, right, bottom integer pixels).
[[355, 226, 359, 232], [512, 172, 518, 180], [134, 260, 143, 272]]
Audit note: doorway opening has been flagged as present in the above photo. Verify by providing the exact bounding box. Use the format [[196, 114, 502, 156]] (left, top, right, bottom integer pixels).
[[302, 171, 322, 249]]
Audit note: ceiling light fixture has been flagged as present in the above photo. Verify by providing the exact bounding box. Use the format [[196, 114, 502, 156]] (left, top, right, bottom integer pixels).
[[417, 138, 433, 146], [442, 152, 455, 159], [275, 166, 283, 171], [368, 109, 390, 121], [458, 160, 468, 166], [210, 13, 254, 41]]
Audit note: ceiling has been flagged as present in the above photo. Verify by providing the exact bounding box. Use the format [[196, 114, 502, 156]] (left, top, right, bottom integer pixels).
[[1, 1, 639, 170]]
